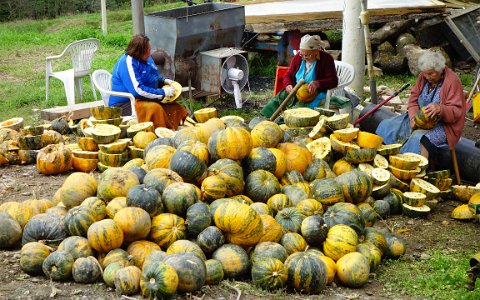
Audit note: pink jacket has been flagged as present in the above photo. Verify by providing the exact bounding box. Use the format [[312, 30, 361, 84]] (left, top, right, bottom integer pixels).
[[407, 67, 465, 149]]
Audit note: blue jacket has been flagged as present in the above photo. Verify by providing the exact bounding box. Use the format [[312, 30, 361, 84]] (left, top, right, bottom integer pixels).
[[110, 54, 166, 106]]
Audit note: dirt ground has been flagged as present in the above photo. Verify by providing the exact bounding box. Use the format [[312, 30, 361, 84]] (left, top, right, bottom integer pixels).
[[1, 163, 480, 300], [1, 76, 480, 299]]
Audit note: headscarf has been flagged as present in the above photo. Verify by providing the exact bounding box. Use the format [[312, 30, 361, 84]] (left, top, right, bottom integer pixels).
[[299, 34, 325, 50]]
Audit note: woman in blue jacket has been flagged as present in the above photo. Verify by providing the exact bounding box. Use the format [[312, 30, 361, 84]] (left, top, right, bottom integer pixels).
[[110, 34, 188, 130]]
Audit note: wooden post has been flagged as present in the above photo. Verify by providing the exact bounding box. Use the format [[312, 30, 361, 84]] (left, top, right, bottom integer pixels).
[[101, 0, 107, 35], [342, 0, 365, 96], [451, 148, 461, 184], [131, 0, 145, 35]]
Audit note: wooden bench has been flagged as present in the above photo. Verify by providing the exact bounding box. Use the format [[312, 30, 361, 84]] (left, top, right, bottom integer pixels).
[[41, 100, 104, 121]]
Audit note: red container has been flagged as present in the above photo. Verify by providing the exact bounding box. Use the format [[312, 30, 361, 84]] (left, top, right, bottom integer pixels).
[[273, 66, 289, 96]]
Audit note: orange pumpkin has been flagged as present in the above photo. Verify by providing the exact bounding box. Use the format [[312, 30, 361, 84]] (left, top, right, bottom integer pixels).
[[258, 214, 283, 243], [251, 121, 284, 148], [87, 219, 124, 253], [277, 142, 313, 174], [144, 145, 176, 171], [208, 127, 253, 161], [195, 118, 225, 144], [127, 240, 161, 268], [36, 144, 72, 175], [113, 207, 152, 243]]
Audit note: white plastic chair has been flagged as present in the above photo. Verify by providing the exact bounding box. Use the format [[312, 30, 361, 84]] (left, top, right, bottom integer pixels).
[[46, 38, 100, 107], [92, 69, 137, 118], [324, 60, 355, 109]]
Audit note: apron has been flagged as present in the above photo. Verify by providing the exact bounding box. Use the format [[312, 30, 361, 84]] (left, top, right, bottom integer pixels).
[[376, 81, 445, 154], [260, 60, 326, 118]]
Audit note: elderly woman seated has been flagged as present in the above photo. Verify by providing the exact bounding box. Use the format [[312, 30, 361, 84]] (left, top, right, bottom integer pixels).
[[376, 50, 465, 158], [260, 34, 338, 118]]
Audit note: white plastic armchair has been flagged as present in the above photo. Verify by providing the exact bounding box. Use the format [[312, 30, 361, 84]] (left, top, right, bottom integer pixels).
[[92, 69, 137, 118], [324, 60, 355, 109], [46, 38, 100, 107]]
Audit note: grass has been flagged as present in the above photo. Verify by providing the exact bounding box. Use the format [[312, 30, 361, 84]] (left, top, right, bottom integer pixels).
[[378, 250, 480, 300]]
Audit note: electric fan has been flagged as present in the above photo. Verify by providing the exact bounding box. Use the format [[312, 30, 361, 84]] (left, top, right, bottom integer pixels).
[[220, 54, 249, 108]]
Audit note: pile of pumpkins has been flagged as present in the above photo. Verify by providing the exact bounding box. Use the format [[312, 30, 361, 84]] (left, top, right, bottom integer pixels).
[[0, 117, 68, 168], [0, 106, 465, 297]]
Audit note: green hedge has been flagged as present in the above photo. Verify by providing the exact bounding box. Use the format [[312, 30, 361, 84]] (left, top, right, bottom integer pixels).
[[0, 0, 176, 22]]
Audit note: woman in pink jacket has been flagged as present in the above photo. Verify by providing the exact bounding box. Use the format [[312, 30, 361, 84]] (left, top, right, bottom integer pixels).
[[376, 50, 465, 158]]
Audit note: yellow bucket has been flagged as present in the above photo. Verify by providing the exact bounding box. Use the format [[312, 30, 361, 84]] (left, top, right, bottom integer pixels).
[[473, 92, 480, 123]]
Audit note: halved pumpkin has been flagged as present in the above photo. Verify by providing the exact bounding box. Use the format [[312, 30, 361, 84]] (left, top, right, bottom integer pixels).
[[91, 124, 121, 144]]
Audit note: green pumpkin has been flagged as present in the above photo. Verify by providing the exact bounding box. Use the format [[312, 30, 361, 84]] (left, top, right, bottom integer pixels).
[[0, 212, 22, 248], [212, 244, 250, 279], [20, 242, 51, 275], [163, 252, 206, 293], [162, 182, 200, 217], [356, 242, 382, 272], [57, 236, 94, 260], [63, 206, 97, 237], [251, 241, 288, 263], [22, 213, 67, 246], [251, 257, 288, 290], [335, 170, 373, 204], [243, 147, 285, 177], [364, 227, 388, 256], [114, 266, 142, 295], [245, 170, 281, 203], [373, 200, 391, 219], [42, 250, 74, 281], [281, 184, 310, 206], [383, 189, 403, 214], [280, 170, 305, 185], [72, 256, 102, 283], [185, 202, 211, 238], [169, 150, 207, 185], [205, 259, 224, 285], [166, 239, 206, 261], [275, 207, 306, 233], [267, 193, 292, 215], [140, 262, 179, 299], [103, 262, 124, 287], [142, 251, 168, 270], [80, 197, 106, 221], [207, 158, 245, 197], [358, 203, 378, 227], [323, 202, 366, 236], [127, 184, 164, 217], [250, 202, 273, 216], [196, 226, 225, 255], [284, 251, 328, 294], [311, 178, 345, 206], [101, 248, 134, 269], [303, 158, 329, 182], [280, 232, 307, 255], [143, 168, 184, 195], [384, 233, 406, 259], [300, 215, 328, 247]]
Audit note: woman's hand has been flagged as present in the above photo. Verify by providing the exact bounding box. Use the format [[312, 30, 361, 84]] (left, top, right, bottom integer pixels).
[[162, 86, 175, 97], [285, 85, 293, 94], [424, 103, 441, 119], [164, 79, 174, 85], [308, 81, 320, 94], [410, 117, 417, 129]]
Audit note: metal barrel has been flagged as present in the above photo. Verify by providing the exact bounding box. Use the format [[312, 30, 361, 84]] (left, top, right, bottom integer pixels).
[[359, 104, 480, 183]]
